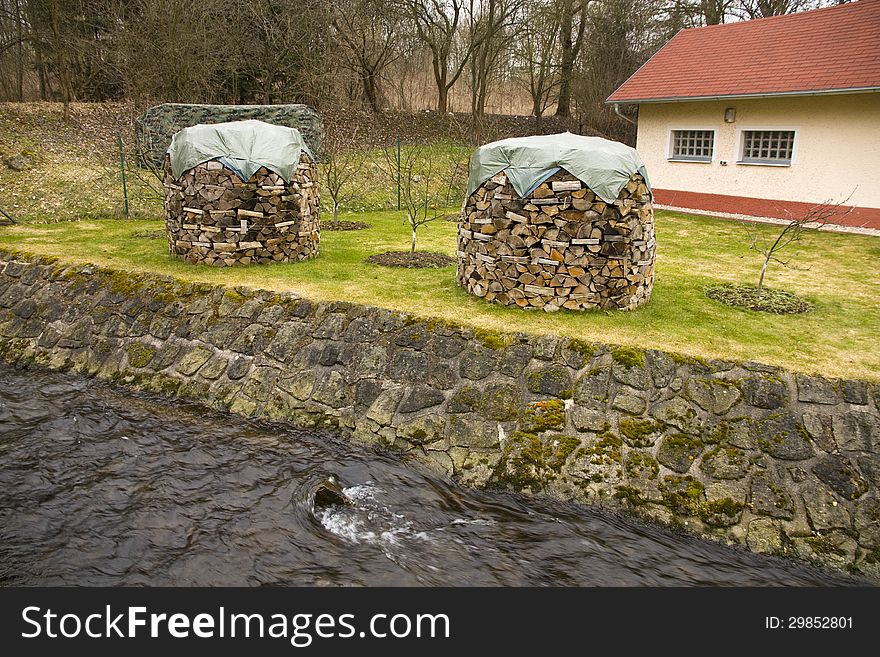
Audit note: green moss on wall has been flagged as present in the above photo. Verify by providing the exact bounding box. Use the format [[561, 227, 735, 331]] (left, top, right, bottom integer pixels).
[[624, 452, 659, 480], [474, 327, 514, 350], [126, 342, 156, 368], [619, 417, 664, 447], [566, 339, 597, 358], [576, 427, 622, 466], [520, 399, 566, 433], [611, 346, 645, 369]]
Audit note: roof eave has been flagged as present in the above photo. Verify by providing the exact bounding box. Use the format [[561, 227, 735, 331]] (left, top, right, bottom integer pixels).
[[606, 86, 880, 104]]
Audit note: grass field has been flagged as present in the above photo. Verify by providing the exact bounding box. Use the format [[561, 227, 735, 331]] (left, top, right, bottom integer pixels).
[[1, 208, 878, 381]]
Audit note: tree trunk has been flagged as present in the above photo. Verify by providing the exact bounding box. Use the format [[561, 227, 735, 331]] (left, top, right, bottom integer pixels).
[[35, 48, 47, 100], [532, 94, 544, 119], [48, 0, 72, 120], [555, 0, 575, 118], [333, 201, 339, 223], [362, 72, 381, 114], [15, 0, 23, 101], [433, 55, 449, 113], [437, 83, 448, 113], [701, 0, 725, 25], [411, 226, 417, 253], [757, 257, 770, 293]]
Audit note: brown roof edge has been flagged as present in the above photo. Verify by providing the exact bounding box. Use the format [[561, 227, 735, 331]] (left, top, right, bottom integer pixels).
[[605, 86, 880, 105]]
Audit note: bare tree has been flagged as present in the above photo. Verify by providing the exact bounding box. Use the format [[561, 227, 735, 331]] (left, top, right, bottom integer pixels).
[[554, 0, 587, 118], [519, 0, 562, 122], [120, 0, 232, 103], [749, 198, 852, 293], [381, 142, 467, 253], [243, 2, 316, 104], [573, 0, 662, 142], [329, 0, 403, 113], [12, 0, 23, 100], [0, 1, 28, 100], [700, 0, 733, 23], [319, 126, 370, 224], [737, 0, 816, 19], [398, 0, 473, 113], [467, 0, 522, 137]]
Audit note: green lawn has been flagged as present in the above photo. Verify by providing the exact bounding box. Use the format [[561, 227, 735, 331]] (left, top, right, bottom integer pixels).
[[1, 209, 878, 381]]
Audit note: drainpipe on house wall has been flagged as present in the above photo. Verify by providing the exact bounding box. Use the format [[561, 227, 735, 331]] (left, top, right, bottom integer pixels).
[[613, 103, 637, 125]]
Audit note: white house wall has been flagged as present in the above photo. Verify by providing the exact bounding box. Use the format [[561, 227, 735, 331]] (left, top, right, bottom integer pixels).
[[635, 93, 880, 212]]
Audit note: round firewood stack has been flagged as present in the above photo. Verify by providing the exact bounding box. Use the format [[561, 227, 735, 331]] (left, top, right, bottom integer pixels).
[[457, 169, 654, 311], [163, 154, 320, 266]]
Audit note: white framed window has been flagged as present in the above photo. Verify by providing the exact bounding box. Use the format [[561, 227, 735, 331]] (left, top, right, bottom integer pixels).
[[739, 130, 796, 166], [669, 129, 714, 162]]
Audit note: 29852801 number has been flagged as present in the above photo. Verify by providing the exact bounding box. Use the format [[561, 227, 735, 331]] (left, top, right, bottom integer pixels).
[[788, 617, 853, 629]]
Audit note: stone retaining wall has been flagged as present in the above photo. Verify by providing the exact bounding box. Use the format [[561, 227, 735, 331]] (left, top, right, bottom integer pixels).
[[0, 251, 877, 579]]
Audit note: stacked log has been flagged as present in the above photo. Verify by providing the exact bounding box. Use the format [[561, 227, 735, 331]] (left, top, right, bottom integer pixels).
[[457, 169, 654, 311], [163, 154, 320, 266]]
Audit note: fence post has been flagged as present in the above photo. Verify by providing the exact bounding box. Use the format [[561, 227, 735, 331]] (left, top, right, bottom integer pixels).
[[117, 135, 130, 219], [396, 134, 401, 211]]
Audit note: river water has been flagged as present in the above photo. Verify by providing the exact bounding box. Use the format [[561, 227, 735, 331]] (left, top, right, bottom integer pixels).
[[0, 366, 865, 586]]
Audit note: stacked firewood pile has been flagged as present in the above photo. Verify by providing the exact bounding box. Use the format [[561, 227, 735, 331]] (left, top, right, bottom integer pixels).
[[163, 155, 320, 266], [457, 169, 654, 311]]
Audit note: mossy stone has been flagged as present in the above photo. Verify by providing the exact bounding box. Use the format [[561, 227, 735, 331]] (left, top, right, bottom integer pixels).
[[175, 346, 213, 376], [570, 406, 606, 432], [459, 347, 496, 381], [496, 430, 580, 491], [126, 342, 156, 369], [659, 475, 706, 515], [397, 384, 445, 414], [229, 395, 259, 416], [619, 417, 664, 448], [611, 346, 645, 369], [499, 344, 533, 377], [393, 323, 431, 351], [811, 455, 868, 501], [575, 428, 622, 467], [226, 356, 253, 381], [447, 415, 499, 449], [396, 414, 445, 445], [573, 366, 611, 409], [474, 328, 513, 350], [684, 377, 741, 414], [526, 365, 574, 398], [612, 392, 647, 415], [483, 383, 522, 421], [520, 399, 566, 434], [447, 386, 484, 414], [562, 339, 597, 368], [750, 474, 795, 519], [624, 451, 659, 482], [755, 412, 814, 460], [365, 388, 403, 426], [801, 482, 852, 531], [853, 496, 880, 550], [657, 433, 704, 473], [741, 374, 787, 409], [701, 446, 750, 480]]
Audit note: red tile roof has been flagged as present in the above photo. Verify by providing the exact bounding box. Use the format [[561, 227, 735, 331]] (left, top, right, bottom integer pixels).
[[607, 0, 880, 103]]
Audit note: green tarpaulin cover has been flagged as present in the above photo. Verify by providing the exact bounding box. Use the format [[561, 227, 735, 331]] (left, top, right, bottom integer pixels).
[[167, 119, 314, 182], [467, 132, 651, 203]]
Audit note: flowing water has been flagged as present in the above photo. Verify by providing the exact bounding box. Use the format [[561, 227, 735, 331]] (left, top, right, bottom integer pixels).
[[0, 366, 865, 586]]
